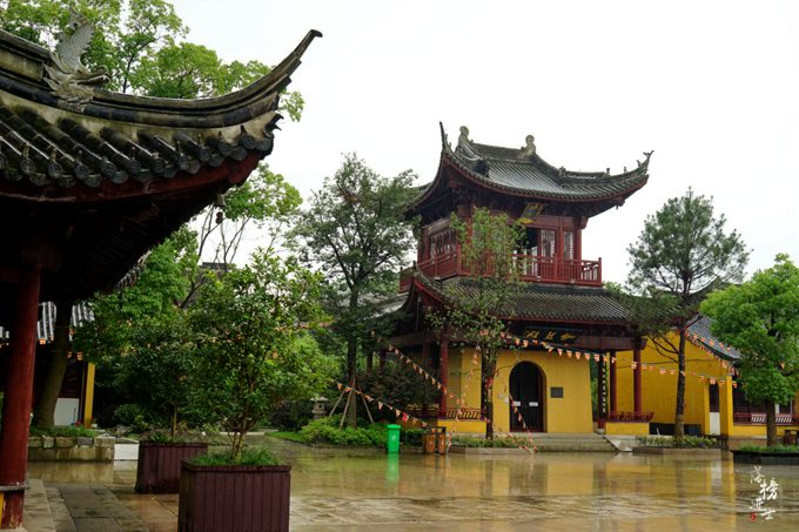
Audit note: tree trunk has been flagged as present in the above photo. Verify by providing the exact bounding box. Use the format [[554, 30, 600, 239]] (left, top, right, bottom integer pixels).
[[482, 350, 494, 440], [674, 330, 687, 439], [765, 401, 777, 447], [366, 350, 373, 372], [345, 338, 358, 428], [32, 300, 74, 429]]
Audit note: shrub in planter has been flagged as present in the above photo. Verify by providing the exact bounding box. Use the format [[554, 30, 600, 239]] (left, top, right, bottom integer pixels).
[[179, 254, 331, 531]]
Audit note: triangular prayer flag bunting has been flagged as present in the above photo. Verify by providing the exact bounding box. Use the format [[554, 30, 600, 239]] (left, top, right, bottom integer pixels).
[[631, 361, 638, 369], [594, 354, 601, 362], [378, 402, 384, 409], [680, 371, 686, 376], [575, 352, 581, 360], [523, 340, 529, 348]]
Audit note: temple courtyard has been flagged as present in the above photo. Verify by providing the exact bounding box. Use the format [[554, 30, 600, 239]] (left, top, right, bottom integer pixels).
[[24, 438, 799, 531]]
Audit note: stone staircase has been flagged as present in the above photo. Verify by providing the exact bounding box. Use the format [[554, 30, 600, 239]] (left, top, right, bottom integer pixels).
[[524, 432, 617, 452]]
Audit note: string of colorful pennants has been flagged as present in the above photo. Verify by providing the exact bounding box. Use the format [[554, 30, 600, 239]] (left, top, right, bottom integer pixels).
[[498, 331, 738, 388], [333, 380, 432, 428]]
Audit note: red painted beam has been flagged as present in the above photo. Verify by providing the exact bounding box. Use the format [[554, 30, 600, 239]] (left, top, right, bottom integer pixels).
[[0, 265, 41, 529]]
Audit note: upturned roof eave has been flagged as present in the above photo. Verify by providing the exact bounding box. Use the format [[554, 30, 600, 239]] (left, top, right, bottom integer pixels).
[[410, 272, 631, 326], [0, 29, 321, 129]]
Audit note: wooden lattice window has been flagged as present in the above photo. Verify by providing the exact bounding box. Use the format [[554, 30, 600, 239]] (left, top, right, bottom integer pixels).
[[429, 229, 456, 259]]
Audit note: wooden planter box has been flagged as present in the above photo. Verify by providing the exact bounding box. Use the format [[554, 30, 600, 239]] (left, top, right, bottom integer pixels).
[[135, 442, 208, 494], [179, 463, 291, 532], [731, 450, 799, 465]]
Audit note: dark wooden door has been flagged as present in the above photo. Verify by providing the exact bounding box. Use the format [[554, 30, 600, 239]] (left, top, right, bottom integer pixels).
[[509, 362, 544, 431]]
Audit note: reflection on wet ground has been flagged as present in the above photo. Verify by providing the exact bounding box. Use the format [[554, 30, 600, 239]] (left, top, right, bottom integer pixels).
[[28, 440, 799, 531]]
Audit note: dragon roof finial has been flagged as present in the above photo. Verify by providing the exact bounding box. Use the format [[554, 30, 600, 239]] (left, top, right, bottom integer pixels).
[[44, 9, 110, 109]]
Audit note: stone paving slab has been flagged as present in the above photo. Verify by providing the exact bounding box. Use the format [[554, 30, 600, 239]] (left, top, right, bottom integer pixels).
[[51, 484, 148, 532], [22, 479, 56, 532]]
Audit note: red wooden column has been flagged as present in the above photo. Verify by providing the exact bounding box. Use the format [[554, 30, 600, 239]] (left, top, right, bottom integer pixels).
[[597, 357, 606, 428], [633, 346, 643, 415], [0, 264, 41, 529], [438, 338, 449, 418], [609, 351, 617, 415]]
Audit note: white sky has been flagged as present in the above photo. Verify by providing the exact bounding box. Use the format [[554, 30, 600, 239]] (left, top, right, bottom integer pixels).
[[172, 0, 799, 284]]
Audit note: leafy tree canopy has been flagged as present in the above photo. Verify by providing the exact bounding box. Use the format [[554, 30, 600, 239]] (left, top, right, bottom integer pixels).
[[702, 254, 799, 407], [190, 252, 334, 460], [290, 154, 417, 379], [0, 0, 303, 116], [623, 187, 748, 438]]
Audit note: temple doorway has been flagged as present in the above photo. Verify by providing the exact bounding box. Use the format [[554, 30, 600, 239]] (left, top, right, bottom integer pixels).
[[509, 362, 545, 432]]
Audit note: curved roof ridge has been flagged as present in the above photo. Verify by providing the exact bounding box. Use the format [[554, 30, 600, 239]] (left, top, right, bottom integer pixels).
[[0, 28, 322, 127]]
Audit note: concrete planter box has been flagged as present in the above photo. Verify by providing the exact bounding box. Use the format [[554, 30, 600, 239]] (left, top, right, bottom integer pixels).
[[633, 447, 722, 457], [731, 450, 799, 465], [27, 436, 115, 461], [179, 462, 291, 532], [136, 442, 208, 494], [450, 445, 528, 454]]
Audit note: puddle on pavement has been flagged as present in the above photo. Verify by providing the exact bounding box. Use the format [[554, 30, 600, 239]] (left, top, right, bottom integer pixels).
[[26, 439, 799, 530]]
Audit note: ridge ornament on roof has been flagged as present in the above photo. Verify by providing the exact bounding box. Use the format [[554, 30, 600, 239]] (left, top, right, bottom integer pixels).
[[43, 9, 110, 109]]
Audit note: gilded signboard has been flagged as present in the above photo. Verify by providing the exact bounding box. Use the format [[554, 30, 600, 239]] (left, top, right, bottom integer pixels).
[[523, 327, 581, 345]]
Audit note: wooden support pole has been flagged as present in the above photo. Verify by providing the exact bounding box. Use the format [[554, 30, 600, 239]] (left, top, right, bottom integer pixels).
[[634, 346, 643, 415], [438, 339, 449, 418], [0, 264, 41, 529], [609, 351, 617, 414]]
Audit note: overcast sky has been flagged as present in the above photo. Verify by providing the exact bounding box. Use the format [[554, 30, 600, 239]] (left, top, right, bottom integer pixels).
[[172, 0, 798, 284]]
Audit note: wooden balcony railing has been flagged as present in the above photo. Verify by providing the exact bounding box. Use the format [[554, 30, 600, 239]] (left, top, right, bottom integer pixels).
[[406, 406, 486, 420], [733, 412, 799, 425], [607, 411, 654, 423], [415, 251, 602, 287]]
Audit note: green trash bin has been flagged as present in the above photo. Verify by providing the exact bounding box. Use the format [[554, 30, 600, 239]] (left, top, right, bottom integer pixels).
[[387, 424, 401, 453]]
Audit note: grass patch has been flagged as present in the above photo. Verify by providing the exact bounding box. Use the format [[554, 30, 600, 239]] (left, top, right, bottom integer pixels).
[[739, 444, 799, 453], [451, 435, 528, 448], [189, 446, 279, 466], [636, 435, 719, 449], [268, 431, 305, 443], [30, 426, 96, 438], [298, 418, 424, 447]]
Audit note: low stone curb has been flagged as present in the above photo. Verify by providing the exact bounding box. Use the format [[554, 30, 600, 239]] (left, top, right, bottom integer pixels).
[[27, 436, 115, 462], [633, 446, 722, 457]]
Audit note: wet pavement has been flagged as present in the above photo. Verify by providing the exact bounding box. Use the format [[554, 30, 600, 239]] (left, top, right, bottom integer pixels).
[[26, 440, 799, 531]]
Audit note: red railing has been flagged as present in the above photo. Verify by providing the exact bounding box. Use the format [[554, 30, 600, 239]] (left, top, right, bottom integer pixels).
[[733, 412, 799, 425], [416, 251, 602, 287], [514, 255, 601, 286], [406, 406, 486, 420], [607, 411, 654, 423]]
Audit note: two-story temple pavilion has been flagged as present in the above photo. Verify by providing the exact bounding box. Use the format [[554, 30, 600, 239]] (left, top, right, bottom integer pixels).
[[390, 125, 651, 435], [0, 21, 319, 528]]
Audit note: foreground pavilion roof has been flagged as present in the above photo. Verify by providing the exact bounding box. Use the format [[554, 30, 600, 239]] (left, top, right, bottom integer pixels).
[[0, 26, 320, 311]]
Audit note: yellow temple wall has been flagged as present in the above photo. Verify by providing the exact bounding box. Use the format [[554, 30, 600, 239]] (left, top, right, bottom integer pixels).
[[615, 336, 730, 434], [493, 349, 593, 433]]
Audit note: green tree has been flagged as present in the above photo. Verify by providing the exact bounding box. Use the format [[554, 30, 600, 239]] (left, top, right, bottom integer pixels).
[[625, 188, 748, 438], [0, 0, 304, 115], [190, 252, 332, 460], [428, 208, 525, 439], [701, 254, 799, 446], [290, 154, 417, 427]]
